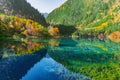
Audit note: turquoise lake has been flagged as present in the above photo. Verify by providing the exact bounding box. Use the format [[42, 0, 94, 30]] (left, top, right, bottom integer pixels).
[[0, 38, 120, 80]]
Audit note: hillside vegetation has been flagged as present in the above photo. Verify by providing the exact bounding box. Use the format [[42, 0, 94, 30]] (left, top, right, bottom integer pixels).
[[47, 0, 120, 38], [0, 0, 47, 26], [0, 14, 48, 39]]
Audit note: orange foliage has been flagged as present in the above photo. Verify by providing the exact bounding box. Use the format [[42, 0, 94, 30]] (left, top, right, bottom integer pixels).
[[0, 14, 47, 37], [53, 28, 59, 33], [108, 31, 120, 43], [48, 27, 59, 36]]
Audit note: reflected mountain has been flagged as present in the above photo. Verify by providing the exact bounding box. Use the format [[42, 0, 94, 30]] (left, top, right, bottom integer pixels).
[[48, 38, 120, 80], [0, 40, 46, 58], [0, 49, 47, 80], [0, 38, 120, 80], [22, 54, 91, 80]]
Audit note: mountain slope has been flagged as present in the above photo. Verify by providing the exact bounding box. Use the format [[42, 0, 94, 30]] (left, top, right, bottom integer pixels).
[[0, 14, 48, 39], [47, 0, 115, 26], [0, 0, 47, 26], [47, 0, 120, 38]]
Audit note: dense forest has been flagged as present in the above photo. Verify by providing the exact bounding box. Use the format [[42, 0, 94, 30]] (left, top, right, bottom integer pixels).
[[47, 0, 120, 39], [0, 0, 60, 38], [0, 14, 49, 39], [0, 0, 47, 26], [0, 0, 119, 39]]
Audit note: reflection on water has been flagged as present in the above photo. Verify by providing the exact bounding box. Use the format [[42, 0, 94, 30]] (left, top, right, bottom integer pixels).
[[0, 38, 120, 80], [49, 38, 120, 80], [0, 41, 45, 58], [22, 54, 90, 80], [0, 49, 47, 80]]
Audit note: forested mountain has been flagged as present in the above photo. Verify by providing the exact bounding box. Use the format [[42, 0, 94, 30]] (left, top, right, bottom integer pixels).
[[0, 14, 49, 39], [47, 0, 120, 38], [47, 0, 115, 26], [0, 0, 47, 26]]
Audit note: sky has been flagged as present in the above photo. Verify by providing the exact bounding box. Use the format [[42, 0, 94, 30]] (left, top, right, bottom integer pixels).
[[26, 0, 67, 13]]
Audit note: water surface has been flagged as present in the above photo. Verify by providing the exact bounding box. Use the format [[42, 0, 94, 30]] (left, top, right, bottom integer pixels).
[[0, 38, 120, 80]]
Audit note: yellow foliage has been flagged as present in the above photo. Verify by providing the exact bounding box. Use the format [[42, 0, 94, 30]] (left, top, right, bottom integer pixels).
[[22, 30, 27, 36], [101, 22, 108, 26], [76, 25, 83, 30], [95, 22, 108, 31], [8, 21, 14, 28], [49, 39, 59, 46], [48, 27, 59, 36], [0, 14, 46, 37]]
